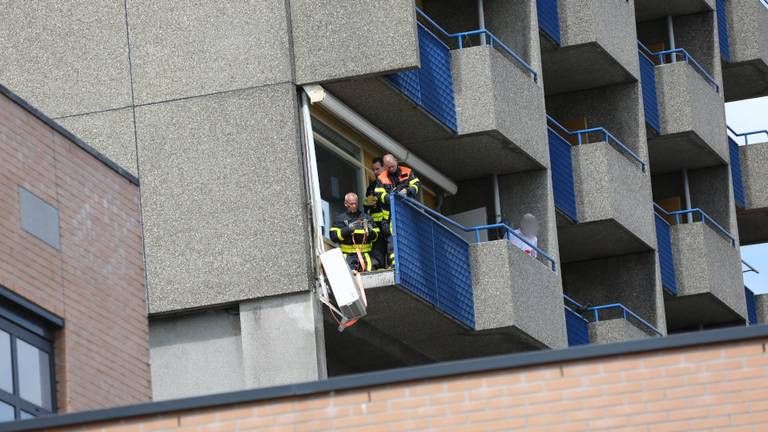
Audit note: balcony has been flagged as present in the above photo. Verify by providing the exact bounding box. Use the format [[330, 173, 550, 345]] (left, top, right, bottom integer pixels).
[[564, 295, 662, 346], [322, 7, 549, 180], [720, 0, 768, 101], [634, 0, 714, 22], [547, 117, 655, 263], [654, 206, 747, 331], [538, 0, 640, 94], [730, 128, 768, 244], [355, 195, 567, 361], [640, 45, 728, 174]]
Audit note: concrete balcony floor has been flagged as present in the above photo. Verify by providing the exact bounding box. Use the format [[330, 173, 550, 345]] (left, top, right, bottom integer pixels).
[[634, 0, 713, 23]]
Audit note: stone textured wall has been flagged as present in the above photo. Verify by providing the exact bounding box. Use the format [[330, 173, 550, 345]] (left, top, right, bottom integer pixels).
[[0, 92, 150, 411]]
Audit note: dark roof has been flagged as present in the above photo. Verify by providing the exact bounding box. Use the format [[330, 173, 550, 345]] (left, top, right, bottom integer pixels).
[[3, 324, 768, 431], [0, 83, 139, 186]]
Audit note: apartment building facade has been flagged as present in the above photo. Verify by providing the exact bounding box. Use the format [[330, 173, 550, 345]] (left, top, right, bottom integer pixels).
[[0, 85, 151, 421], [0, 0, 766, 403]]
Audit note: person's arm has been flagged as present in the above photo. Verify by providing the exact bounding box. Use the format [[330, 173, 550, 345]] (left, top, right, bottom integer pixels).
[[375, 181, 389, 205], [406, 172, 421, 197], [364, 181, 377, 212], [329, 217, 353, 243]]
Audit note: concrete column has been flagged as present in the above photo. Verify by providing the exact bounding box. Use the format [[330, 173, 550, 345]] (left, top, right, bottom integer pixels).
[[240, 292, 327, 388]]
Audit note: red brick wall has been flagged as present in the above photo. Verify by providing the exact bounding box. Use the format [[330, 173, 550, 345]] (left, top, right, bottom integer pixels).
[[47, 336, 768, 431], [0, 92, 150, 412]]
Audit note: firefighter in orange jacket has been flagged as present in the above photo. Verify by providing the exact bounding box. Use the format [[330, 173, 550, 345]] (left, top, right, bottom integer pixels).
[[330, 192, 379, 272], [373, 154, 421, 266]]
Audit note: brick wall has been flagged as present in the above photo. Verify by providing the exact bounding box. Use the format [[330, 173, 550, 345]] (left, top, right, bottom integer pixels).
[[42, 336, 768, 431], [0, 92, 151, 411]]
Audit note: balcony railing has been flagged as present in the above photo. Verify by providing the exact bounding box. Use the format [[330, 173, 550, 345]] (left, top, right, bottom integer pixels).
[[728, 135, 746, 208], [727, 126, 768, 145], [547, 126, 578, 222], [415, 8, 538, 81], [644, 46, 720, 93], [638, 42, 661, 133], [654, 212, 678, 295], [745, 286, 758, 325], [564, 294, 662, 339], [653, 204, 736, 247], [717, 0, 731, 62], [536, 0, 561, 45], [390, 194, 557, 328]]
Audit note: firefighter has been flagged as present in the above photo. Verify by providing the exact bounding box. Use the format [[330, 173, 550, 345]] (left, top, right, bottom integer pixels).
[[364, 157, 387, 268], [374, 154, 421, 266], [330, 192, 379, 272]]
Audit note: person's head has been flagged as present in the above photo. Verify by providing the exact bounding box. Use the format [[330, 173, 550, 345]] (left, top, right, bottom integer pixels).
[[344, 192, 359, 213], [372, 157, 385, 177], [383, 154, 398, 174], [520, 213, 539, 237]]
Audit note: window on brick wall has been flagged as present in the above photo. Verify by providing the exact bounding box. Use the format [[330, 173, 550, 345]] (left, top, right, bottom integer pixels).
[[0, 286, 61, 422]]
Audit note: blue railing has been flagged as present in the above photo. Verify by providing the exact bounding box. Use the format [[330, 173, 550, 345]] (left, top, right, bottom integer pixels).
[[565, 307, 589, 346], [745, 286, 758, 325], [647, 47, 720, 93], [743, 259, 759, 274], [547, 126, 578, 222], [548, 116, 647, 171], [589, 304, 663, 336], [386, 22, 457, 132], [536, 0, 561, 45], [653, 204, 736, 247], [727, 125, 768, 145], [415, 8, 538, 82], [390, 194, 475, 328], [717, 0, 731, 62], [654, 212, 678, 295], [728, 136, 746, 208], [638, 42, 661, 134]]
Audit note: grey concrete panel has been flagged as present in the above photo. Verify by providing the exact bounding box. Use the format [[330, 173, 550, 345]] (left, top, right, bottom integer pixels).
[[291, 0, 418, 84], [558, 0, 640, 81], [55, 108, 138, 176], [588, 319, 652, 345], [670, 222, 746, 322], [470, 240, 567, 349], [570, 142, 656, 250], [723, 1, 768, 101], [0, 0, 132, 117], [563, 251, 666, 332], [127, 0, 293, 104], [149, 310, 244, 400], [558, 220, 654, 263], [485, 0, 542, 75], [689, 165, 738, 239], [664, 293, 745, 331], [18, 187, 61, 250], [137, 84, 312, 313], [756, 294, 768, 325], [675, 11, 722, 88], [499, 169, 560, 261], [737, 210, 768, 246], [740, 141, 768, 211], [240, 293, 326, 388], [634, 0, 714, 23], [653, 62, 727, 171], [452, 45, 549, 168], [542, 43, 637, 95]]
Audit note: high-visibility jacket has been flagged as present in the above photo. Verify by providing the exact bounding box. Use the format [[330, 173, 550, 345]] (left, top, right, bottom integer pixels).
[[373, 166, 421, 219], [329, 210, 379, 254], [364, 179, 386, 223]]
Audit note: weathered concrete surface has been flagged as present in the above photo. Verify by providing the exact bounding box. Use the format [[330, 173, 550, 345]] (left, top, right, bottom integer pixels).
[[737, 141, 768, 244], [756, 294, 768, 325], [137, 84, 312, 313], [470, 240, 567, 349], [291, 0, 418, 84], [667, 222, 746, 330], [588, 319, 653, 345], [650, 61, 727, 174], [127, 0, 293, 104], [675, 11, 722, 90], [723, 0, 768, 101], [634, 0, 714, 22], [688, 164, 740, 242]]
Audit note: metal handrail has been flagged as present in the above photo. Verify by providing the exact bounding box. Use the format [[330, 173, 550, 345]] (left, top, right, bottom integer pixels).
[[743, 260, 760, 274], [727, 125, 768, 145], [394, 194, 557, 271], [546, 115, 647, 171], [648, 48, 720, 93], [589, 304, 663, 336], [415, 8, 538, 82], [653, 203, 736, 247]]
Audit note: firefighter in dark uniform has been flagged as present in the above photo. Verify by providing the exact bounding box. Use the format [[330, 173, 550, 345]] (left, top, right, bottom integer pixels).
[[374, 154, 422, 266], [330, 192, 379, 272], [364, 157, 387, 268]]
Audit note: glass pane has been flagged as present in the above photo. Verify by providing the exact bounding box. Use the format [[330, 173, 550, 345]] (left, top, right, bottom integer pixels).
[[0, 330, 12, 393], [16, 339, 52, 410], [20, 411, 35, 420], [316, 144, 364, 238], [0, 401, 13, 422]]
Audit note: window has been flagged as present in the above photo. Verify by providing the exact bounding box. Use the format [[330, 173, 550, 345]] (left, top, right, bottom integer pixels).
[[0, 287, 60, 422], [18, 187, 61, 250]]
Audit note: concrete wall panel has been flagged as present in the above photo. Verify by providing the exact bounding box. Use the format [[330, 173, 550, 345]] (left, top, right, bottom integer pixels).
[[740, 141, 768, 210], [137, 84, 311, 313], [588, 319, 651, 345], [291, 0, 419, 84]]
